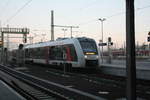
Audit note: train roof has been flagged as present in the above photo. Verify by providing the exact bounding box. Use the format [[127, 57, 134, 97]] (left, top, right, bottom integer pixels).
[[24, 37, 75, 49], [24, 37, 95, 49]]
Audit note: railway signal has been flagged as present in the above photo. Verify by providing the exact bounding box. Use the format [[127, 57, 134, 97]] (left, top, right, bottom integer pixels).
[[0, 41, 3, 46], [148, 31, 150, 35], [0, 27, 29, 64], [148, 36, 150, 42], [0, 41, 3, 49], [108, 37, 113, 46], [23, 34, 27, 43], [108, 37, 111, 42], [107, 37, 113, 64], [98, 42, 113, 46], [110, 42, 113, 45], [148, 32, 150, 42]]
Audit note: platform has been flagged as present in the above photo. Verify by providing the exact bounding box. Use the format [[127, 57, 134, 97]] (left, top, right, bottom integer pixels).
[[100, 60, 150, 80], [0, 80, 26, 100]]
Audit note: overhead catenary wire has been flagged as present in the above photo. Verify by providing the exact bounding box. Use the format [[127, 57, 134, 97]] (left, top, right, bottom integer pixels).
[[105, 4, 150, 18], [136, 5, 150, 10], [78, 0, 99, 11], [4, 0, 32, 25], [78, 4, 150, 26], [0, 0, 11, 18]]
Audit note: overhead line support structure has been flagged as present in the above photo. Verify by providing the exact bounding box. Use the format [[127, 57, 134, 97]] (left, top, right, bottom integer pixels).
[[54, 25, 79, 38], [51, 10, 54, 41], [0, 27, 29, 64]]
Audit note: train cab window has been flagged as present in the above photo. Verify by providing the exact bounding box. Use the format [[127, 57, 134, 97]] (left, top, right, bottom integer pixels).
[[78, 38, 98, 55]]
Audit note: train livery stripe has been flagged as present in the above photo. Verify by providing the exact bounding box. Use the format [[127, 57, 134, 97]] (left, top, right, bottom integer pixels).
[[66, 47, 72, 61]]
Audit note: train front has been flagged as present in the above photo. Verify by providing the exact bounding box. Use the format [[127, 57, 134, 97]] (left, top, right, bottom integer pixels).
[[77, 37, 99, 68]]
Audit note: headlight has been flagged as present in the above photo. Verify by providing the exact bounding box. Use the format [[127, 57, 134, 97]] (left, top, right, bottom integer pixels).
[[84, 55, 87, 58], [86, 52, 95, 55], [96, 55, 99, 59]]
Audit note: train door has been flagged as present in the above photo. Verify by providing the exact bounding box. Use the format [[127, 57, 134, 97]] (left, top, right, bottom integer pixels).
[[63, 45, 72, 71], [45, 46, 49, 64], [65, 44, 78, 62], [66, 47, 72, 61]]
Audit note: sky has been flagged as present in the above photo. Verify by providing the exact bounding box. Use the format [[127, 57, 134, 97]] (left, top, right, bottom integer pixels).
[[0, 0, 150, 49]]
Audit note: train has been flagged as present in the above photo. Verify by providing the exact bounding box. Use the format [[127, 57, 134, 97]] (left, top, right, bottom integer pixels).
[[10, 37, 100, 69]]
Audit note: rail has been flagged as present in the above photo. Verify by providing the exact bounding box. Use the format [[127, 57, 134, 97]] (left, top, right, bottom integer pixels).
[[0, 64, 105, 100]]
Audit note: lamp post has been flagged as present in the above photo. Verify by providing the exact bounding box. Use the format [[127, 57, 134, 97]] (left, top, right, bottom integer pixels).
[[62, 28, 67, 38], [98, 18, 106, 63]]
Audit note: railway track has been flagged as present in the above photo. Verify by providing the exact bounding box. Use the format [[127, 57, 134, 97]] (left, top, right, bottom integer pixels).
[[71, 68, 150, 99], [8, 63, 150, 100], [0, 64, 106, 100], [0, 64, 69, 100], [26, 63, 150, 88]]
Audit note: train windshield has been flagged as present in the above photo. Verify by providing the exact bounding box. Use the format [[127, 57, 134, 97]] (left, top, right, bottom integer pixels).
[[78, 38, 98, 55]]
